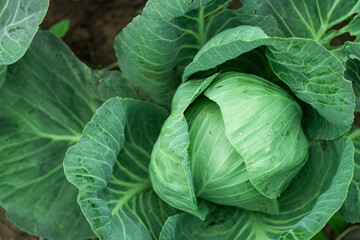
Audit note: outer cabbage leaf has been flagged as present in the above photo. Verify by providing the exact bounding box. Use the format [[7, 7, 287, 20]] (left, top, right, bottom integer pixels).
[[182, 25, 269, 80], [0, 31, 133, 239], [149, 74, 220, 220], [160, 137, 354, 240], [346, 65, 360, 109], [64, 98, 177, 240], [114, 0, 275, 105], [334, 43, 360, 220], [339, 127, 360, 223], [341, 42, 360, 110], [266, 40, 353, 132], [183, 25, 355, 140], [204, 72, 308, 199], [212, 47, 272, 78], [302, 105, 351, 140], [257, 0, 360, 48], [0, 0, 49, 65]]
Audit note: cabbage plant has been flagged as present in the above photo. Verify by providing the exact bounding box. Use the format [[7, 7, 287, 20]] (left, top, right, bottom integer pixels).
[[0, 0, 360, 240], [147, 25, 356, 238]]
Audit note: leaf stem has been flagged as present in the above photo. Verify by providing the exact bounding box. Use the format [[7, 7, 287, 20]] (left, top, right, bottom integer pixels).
[[347, 128, 360, 140], [103, 62, 119, 71], [37, 133, 81, 143], [197, 7, 206, 47]]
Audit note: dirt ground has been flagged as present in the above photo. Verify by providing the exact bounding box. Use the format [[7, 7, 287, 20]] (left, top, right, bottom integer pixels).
[[41, 0, 147, 68], [0, 208, 37, 240]]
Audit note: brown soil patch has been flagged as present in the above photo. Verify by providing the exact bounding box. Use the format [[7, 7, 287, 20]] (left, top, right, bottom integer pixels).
[[41, 0, 147, 68]]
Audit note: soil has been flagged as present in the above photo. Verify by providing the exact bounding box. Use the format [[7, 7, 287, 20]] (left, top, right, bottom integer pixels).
[[0, 208, 37, 240], [41, 0, 147, 69]]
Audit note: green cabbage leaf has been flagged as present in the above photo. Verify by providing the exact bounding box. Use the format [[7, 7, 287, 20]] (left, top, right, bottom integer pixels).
[[0, 31, 133, 239], [0, 0, 49, 65]]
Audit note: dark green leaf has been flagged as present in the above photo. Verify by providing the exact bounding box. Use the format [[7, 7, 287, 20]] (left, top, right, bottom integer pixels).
[[64, 98, 177, 240], [311, 231, 328, 240], [340, 42, 360, 111], [339, 127, 360, 223], [114, 0, 275, 105], [183, 25, 355, 140], [302, 105, 350, 140], [257, 0, 360, 48], [0, 65, 6, 89], [328, 214, 349, 235], [0, 31, 133, 239]]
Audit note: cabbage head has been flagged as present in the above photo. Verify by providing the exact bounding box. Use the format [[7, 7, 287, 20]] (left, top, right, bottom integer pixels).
[[150, 69, 310, 211], [183, 72, 308, 214], [149, 41, 355, 239], [149, 66, 354, 239]]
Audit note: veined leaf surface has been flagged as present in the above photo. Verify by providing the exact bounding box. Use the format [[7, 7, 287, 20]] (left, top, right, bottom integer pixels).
[[115, 0, 275, 105], [0, 0, 49, 65], [204, 72, 308, 199], [183, 25, 355, 140], [257, 0, 360, 47], [336, 42, 360, 222], [149, 75, 218, 219], [342, 42, 360, 110], [339, 127, 360, 223], [64, 98, 177, 240], [185, 94, 280, 214], [160, 137, 354, 240], [0, 31, 132, 239]]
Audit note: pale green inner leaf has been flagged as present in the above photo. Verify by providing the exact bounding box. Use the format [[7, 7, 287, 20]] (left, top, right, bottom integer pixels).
[[159, 137, 354, 240], [149, 76, 218, 220], [186, 96, 279, 214], [204, 72, 308, 199]]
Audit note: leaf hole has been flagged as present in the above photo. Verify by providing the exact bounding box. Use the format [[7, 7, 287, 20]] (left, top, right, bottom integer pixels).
[[330, 32, 356, 47], [227, 0, 244, 10], [354, 112, 360, 128], [326, 13, 358, 33], [320, 140, 327, 151]]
